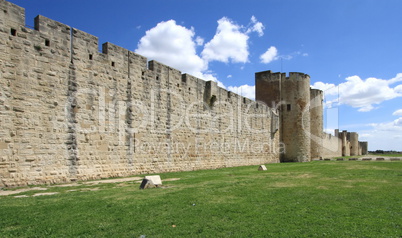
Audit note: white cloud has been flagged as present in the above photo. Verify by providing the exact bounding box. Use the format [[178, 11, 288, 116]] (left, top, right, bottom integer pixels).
[[260, 46, 278, 64], [227, 75, 232, 78], [395, 117, 402, 126], [393, 109, 402, 116], [136, 20, 206, 76], [246, 16, 265, 37], [195, 36, 204, 46], [359, 118, 402, 150], [136, 17, 266, 90], [201, 17, 250, 63], [135, 20, 227, 89], [227, 84, 255, 100], [388, 73, 402, 84], [312, 74, 402, 112], [395, 84, 402, 93]]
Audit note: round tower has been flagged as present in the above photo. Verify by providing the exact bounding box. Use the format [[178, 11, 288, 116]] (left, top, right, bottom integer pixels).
[[280, 72, 311, 162], [348, 132, 359, 156], [310, 89, 323, 159]]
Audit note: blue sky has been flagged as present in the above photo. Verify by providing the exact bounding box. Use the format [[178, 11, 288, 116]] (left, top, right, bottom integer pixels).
[[10, 0, 402, 151]]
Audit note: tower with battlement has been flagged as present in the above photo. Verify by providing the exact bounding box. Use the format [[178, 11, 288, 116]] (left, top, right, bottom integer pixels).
[[255, 71, 312, 162], [256, 71, 367, 162]]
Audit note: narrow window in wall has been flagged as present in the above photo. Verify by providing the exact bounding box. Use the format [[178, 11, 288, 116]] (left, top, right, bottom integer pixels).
[[156, 76, 159, 80], [227, 91, 231, 98], [89, 54, 93, 60], [111, 61, 115, 67], [256, 103, 259, 109], [45, 39, 50, 46], [243, 98, 246, 104], [287, 104, 291, 111], [10, 28, 16, 36]]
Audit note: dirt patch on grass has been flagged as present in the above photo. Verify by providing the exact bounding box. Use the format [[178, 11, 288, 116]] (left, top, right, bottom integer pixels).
[[295, 173, 315, 178], [0, 187, 47, 196], [84, 177, 143, 185], [2, 176, 181, 197], [163, 178, 181, 182], [271, 182, 298, 188], [32, 192, 59, 197], [344, 164, 393, 170]]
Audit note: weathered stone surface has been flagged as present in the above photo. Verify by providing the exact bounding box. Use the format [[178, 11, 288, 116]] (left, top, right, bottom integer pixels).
[[139, 179, 155, 189], [144, 175, 162, 186]]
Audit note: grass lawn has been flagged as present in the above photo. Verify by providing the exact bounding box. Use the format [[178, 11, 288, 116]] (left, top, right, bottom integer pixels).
[[0, 161, 401, 237]]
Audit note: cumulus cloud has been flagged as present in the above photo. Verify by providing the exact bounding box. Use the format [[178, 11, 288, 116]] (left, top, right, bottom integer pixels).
[[312, 74, 402, 112], [227, 84, 255, 100], [135, 20, 228, 88], [136, 20, 206, 75], [393, 109, 402, 116], [260, 46, 278, 64], [201, 17, 250, 63], [136, 16, 266, 90]]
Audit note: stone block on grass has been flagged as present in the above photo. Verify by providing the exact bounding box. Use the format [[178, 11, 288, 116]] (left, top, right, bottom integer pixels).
[[258, 165, 267, 171], [139, 175, 162, 189]]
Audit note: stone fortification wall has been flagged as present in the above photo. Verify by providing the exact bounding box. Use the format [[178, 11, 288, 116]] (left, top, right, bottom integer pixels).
[[0, 0, 280, 187], [322, 133, 342, 158], [359, 142, 368, 155]]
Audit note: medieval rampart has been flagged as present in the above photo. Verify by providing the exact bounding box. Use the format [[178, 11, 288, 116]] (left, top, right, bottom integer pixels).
[[0, 0, 280, 187]]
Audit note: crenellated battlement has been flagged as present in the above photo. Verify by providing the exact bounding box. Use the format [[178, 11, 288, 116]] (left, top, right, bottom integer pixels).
[[0, 0, 247, 103]]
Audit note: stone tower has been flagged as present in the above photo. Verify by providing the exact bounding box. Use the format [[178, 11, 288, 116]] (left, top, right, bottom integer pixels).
[[255, 71, 311, 162], [310, 89, 324, 159], [348, 132, 359, 156]]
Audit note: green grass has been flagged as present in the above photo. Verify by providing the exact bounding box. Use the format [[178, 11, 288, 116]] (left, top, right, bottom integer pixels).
[[1, 161, 401, 237]]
